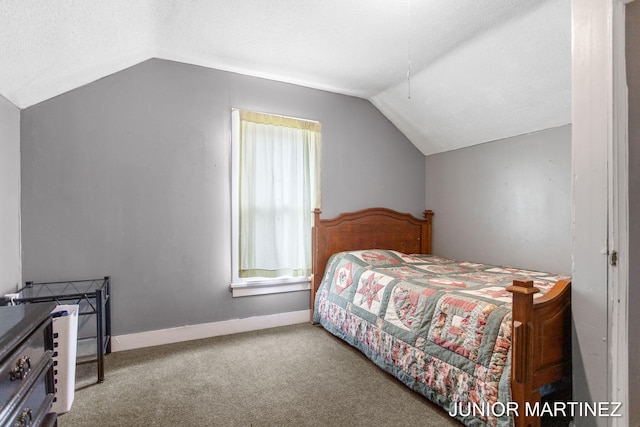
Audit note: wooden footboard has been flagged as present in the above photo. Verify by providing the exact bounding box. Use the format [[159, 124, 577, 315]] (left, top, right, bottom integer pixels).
[[507, 278, 572, 427]]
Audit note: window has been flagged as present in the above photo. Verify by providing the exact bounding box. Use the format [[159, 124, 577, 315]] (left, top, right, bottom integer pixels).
[[230, 109, 321, 297]]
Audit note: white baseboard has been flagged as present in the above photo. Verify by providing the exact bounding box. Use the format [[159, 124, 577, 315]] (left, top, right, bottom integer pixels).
[[111, 309, 311, 352]]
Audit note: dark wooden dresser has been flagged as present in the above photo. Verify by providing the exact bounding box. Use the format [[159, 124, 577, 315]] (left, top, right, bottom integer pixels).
[[0, 303, 58, 427]]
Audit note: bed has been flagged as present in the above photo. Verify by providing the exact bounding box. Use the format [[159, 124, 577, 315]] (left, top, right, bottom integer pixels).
[[310, 208, 571, 427]]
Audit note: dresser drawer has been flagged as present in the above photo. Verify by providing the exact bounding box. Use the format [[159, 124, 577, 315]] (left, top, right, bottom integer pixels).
[[0, 318, 51, 406], [0, 303, 57, 427], [2, 357, 55, 427]]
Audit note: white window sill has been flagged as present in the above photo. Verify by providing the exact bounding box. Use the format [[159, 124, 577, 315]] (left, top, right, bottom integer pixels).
[[229, 277, 311, 297]]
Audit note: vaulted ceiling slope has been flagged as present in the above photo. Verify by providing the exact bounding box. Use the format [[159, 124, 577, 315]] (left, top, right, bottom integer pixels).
[[0, 0, 570, 155]]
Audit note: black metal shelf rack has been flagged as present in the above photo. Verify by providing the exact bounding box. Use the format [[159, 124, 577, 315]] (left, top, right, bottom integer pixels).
[[15, 276, 111, 383]]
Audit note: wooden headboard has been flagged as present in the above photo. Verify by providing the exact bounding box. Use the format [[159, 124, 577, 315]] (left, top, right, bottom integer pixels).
[[310, 207, 433, 320]]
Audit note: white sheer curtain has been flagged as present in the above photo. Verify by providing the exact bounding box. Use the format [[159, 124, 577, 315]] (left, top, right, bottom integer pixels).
[[238, 110, 321, 279]]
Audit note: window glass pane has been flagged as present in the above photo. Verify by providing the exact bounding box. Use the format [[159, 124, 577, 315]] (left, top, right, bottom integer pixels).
[[233, 110, 321, 281]]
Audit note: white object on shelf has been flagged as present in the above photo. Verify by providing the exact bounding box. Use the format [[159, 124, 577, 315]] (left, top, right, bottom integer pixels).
[[50, 304, 78, 414]]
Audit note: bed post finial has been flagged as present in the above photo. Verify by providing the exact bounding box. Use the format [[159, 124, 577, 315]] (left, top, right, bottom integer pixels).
[[421, 210, 433, 254], [314, 209, 322, 231], [507, 279, 541, 427], [310, 208, 322, 323]]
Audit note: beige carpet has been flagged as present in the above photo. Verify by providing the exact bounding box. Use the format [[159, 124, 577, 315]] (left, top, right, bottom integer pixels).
[[58, 323, 460, 426]]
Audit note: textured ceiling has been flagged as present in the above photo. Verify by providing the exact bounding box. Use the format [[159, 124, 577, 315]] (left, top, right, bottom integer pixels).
[[0, 0, 570, 155]]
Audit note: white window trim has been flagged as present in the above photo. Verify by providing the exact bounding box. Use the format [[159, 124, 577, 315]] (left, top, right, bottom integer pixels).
[[229, 108, 312, 297], [229, 277, 311, 297]]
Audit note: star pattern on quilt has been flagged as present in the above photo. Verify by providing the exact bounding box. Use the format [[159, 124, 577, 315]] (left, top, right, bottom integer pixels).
[[334, 262, 354, 295], [357, 273, 385, 309]]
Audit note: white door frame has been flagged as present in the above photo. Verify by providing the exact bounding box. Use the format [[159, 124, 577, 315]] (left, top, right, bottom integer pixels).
[[572, 0, 630, 424], [609, 0, 631, 423]]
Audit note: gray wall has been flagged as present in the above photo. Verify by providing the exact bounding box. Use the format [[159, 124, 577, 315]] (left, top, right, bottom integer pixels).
[[0, 95, 21, 296], [627, 2, 639, 424], [425, 125, 571, 275], [20, 58, 425, 336]]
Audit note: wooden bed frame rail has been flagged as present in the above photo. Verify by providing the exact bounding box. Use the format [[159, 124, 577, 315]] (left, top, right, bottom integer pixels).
[[311, 207, 572, 427]]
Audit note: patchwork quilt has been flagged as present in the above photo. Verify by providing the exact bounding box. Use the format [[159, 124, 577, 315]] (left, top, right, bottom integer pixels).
[[313, 250, 569, 427]]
